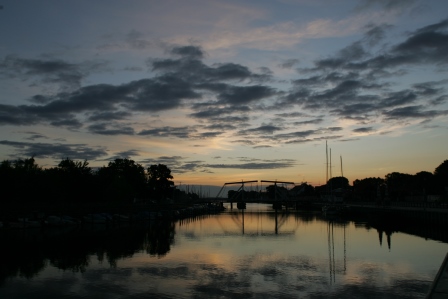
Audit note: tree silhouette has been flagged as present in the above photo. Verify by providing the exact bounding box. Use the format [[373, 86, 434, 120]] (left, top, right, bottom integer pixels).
[[97, 158, 147, 202], [147, 164, 174, 200], [353, 177, 385, 201], [46, 158, 95, 202], [434, 160, 448, 178], [385, 172, 414, 200], [11, 157, 45, 203], [414, 171, 436, 197], [265, 185, 288, 200], [0, 160, 15, 202], [1, 156, 447, 204], [434, 160, 448, 198], [327, 176, 349, 190]]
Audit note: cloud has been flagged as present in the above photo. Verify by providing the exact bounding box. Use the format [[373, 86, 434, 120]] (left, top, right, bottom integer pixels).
[[204, 159, 296, 169], [279, 59, 300, 69], [138, 126, 197, 138], [204, 123, 237, 131], [239, 124, 283, 135], [113, 150, 140, 159], [382, 105, 448, 120], [0, 104, 38, 126], [138, 156, 297, 173], [282, 18, 448, 126], [49, 118, 83, 129], [87, 123, 135, 135], [217, 85, 276, 105], [170, 45, 205, 59], [355, 0, 419, 13], [0, 140, 107, 160], [232, 125, 344, 146], [87, 111, 132, 121], [363, 23, 394, 46], [292, 118, 324, 125], [127, 76, 202, 111], [190, 106, 250, 119], [0, 45, 277, 140], [2, 18, 448, 152], [285, 135, 343, 144], [386, 20, 448, 65], [276, 127, 343, 139], [353, 127, 375, 133], [0, 56, 108, 92], [195, 131, 225, 138], [175, 161, 207, 173], [21, 132, 49, 141], [0, 77, 198, 127], [151, 46, 271, 85], [139, 156, 207, 174], [274, 112, 311, 118], [126, 30, 152, 49]]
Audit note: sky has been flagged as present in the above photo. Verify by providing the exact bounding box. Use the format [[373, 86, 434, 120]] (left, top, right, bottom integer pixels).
[[0, 0, 447, 188]]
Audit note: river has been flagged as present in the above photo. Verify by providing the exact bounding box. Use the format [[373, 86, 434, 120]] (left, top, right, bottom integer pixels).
[[1, 203, 447, 298]]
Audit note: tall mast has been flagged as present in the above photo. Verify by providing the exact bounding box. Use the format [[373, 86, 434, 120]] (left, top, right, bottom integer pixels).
[[329, 147, 333, 202], [326, 140, 328, 183], [330, 148, 332, 179], [340, 156, 343, 178]]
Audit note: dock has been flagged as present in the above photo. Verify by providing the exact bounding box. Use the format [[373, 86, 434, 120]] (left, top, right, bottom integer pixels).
[[427, 252, 448, 298]]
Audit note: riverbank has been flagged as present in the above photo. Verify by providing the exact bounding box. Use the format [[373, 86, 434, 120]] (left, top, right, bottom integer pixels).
[[0, 201, 225, 228], [427, 252, 448, 298]]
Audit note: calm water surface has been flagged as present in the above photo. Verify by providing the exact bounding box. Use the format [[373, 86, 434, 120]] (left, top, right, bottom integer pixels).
[[1, 203, 447, 298]]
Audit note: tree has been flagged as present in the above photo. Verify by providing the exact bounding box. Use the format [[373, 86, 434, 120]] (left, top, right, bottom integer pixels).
[[327, 176, 349, 190], [434, 160, 448, 178], [147, 164, 174, 200], [11, 157, 44, 203], [13, 156, 40, 173], [265, 184, 288, 200], [0, 160, 15, 202], [413, 171, 436, 196], [385, 172, 414, 200], [58, 158, 91, 176], [353, 177, 385, 201], [97, 158, 147, 202], [291, 183, 315, 197], [434, 160, 448, 197], [47, 158, 94, 203]]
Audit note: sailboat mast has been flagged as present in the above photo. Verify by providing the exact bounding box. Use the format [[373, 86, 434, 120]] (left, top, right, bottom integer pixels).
[[326, 141, 328, 183], [330, 148, 332, 179], [340, 156, 343, 177]]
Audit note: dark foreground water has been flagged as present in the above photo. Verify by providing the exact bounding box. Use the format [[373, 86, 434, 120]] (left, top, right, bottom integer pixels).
[[1, 203, 447, 298]]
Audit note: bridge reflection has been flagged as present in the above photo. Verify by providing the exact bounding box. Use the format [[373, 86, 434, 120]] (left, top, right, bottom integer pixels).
[[206, 205, 300, 237]]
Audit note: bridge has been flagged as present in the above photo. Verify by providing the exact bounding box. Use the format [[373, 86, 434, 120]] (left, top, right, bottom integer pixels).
[[194, 179, 316, 210]]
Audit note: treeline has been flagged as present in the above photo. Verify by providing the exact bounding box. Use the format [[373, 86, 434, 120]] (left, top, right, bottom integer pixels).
[[229, 159, 448, 202], [1, 157, 447, 203], [0, 157, 178, 204], [351, 160, 448, 201]]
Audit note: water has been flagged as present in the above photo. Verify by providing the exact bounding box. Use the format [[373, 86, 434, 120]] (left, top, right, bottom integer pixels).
[[1, 203, 447, 298]]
